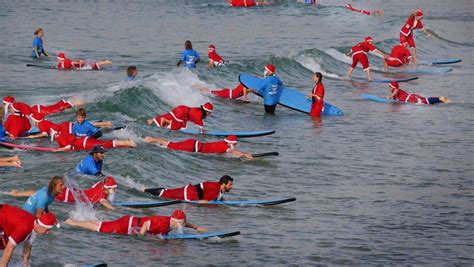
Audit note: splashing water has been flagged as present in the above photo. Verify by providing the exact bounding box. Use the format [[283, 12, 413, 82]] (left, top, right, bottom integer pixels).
[[63, 174, 101, 221], [294, 54, 342, 78]]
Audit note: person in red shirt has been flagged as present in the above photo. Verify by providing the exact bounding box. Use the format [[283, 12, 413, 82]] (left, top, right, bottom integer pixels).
[[346, 36, 386, 81], [227, 0, 271, 7], [0, 205, 59, 266], [144, 175, 234, 203], [2, 95, 84, 117], [207, 44, 226, 68], [64, 209, 207, 236], [144, 135, 254, 160], [53, 132, 136, 152], [56, 52, 112, 70], [384, 43, 414, 70], [386, 82, 449, 104], [400, 10, 431, 62], [4, 102, 31, 138], [26, 113, 72, 139], [197, 83, 250, 101], [344, 4, 383, 16], [147, 102, 214, 133], [306, 72, 325, 117]]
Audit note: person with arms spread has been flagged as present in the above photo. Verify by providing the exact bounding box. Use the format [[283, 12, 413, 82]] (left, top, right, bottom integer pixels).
[[346, 36, 386, 81]]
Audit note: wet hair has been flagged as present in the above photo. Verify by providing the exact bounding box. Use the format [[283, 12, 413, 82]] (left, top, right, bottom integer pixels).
[[47, 176, 63, 196], [34, 28, 43, 35], [76, 108, 87, 117], [127, 66, 137, 77], [185, 40, 193, 50], [314, 72, 323, 84], [219, 175, 233, 185]]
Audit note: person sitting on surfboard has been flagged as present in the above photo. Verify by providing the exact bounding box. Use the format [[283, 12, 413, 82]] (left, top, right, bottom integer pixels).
[[31, 28, 49, 59], [346, 37, 386, 82], [400, 9, 431, 63], [56, 52, 112, 70], [227, 0, 272, 7], [144, 175, 234, 203], [53, 132, 136, 152], [2, 95, 85, 117], [177, 40, 200, 68], [0, 155, 22, 168], [207, 44, 226, 68], [72, 108, 112, 139], [306, 72, 325, 117], [74, 145, 107, 176], [126, 66, 138, 81], [147, 102, 214, 133], [249, 64, 283, 114], [387, 82, 449, 104], [144, 135, 254, 160], [384, 42, 413, 71], [4, 102, 32, 138], [10, 176, 118, 210], [64, 209, 208, 236], [345, 4, 383, 16]]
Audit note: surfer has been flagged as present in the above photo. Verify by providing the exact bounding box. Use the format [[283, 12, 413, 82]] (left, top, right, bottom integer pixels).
[[31, 28, 49, 59], [345, 4, 383, 15], [387, 82, 449, 104], [0, 156, 22, 168], [400, 9, 431, 63], [207, 44, 226, 68], [144, 175, 233, 203], [306, 72, 325, 117], [64, 209, 208, 236], [3, 103, 31, 138], [249, 64, 283, 114], [0, 205, 59, 267], [346, 37, 386, 81], [144, 135, 254, 160], [56, 52, 112, 70], [197, 83, 251, 101], [147, 102, 214, 133], [27, 113, 71, 139], [227, 0, 272, 7], [177, 40, 200, 68], [384, 42, 413, 71], [3, 95, 84, 117], [20, 176, 64, 217], [74, 146, 108, 176], [73, 108, 112, 138], [10, 176, 118, 210], [126, 66, 138, 81], [54, 132, 137, 152]]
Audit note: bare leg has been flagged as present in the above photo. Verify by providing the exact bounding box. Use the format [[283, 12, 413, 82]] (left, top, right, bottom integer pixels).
[[412, 48, 417, 64], [0, 155, 19, 162], [196, 86, 211, 94], [92, 121, 113, 128], [9, 190, 36, 197], [64, 219, 101, 232], [68, 98, 86, 106], [346, 67, 354, 78], [115, 139, 137, 148], [144, 136, 169, 146], [365, 69, 372, 81], [384, 60, 389, 71], [96, 60, 113, 67], [439, 96, 449, 103], [0, 156, 21, 168]]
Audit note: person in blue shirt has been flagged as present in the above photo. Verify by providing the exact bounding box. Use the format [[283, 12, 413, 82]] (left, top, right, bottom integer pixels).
[[126, 66, 138, 81], [75, 145, 106, 176], [22, 176, 64, 217], [72, 108, 112, 138], [177, 40, 201, 68], [31, 28, 49, 59], [252, 64, 283, 114]]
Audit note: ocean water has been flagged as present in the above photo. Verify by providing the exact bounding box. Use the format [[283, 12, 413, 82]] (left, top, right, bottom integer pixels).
[[0, 0, 473, 265]]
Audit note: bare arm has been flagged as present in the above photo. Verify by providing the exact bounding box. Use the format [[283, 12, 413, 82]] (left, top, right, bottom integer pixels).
[[138, 221, 151, 236], [35, 208, 45, 218], [185, 222, 208, 233], [1, 241, 16, 267], [22, 242, 32, 267], [92, 121, 113, 128], [387, 88, 399, 99], [9, 190, 36, 197], [229, 149, 254, 161], [26, 133, 48, 139], [100, 200, 115, 210]]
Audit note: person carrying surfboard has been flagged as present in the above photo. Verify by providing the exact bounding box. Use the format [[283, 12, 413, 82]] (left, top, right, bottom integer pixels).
[[207, 44, 226, 68], [56, 52, 112, 70], [31, 28, 49, 59], [384, 42, 414, 71], [53, 132, 137, 152], [306, 72, 325, 117], [0, 205, 59, 267], [386, 81, 449, 104], [64, 209, 208, 236], [144, 175, 234, 203], [400, 9, 431, 63], [147, 102, 214, 133], [177, 40, 200, 68], [249, 64, 283, 114], [346, 37, 387, 82], [144, 135, 254, 160]]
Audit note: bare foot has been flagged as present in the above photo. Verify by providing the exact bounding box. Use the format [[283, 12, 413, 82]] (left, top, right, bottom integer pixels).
[[147, 119, 154, 125], [128, 139, 137, 148]]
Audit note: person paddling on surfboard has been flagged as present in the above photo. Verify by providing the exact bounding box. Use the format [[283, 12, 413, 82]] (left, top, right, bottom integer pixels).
[[147, 102, 214, 133], [400, 9, 431, 63], [126, 66, 138, 81], [74, 146, 108, 176], [227, 0, 272, 7], [4, 102, 32, 138], [53, 132, 137, 152], [10, 176, 118, 210], [197, 83, 251, 101], [73, 108, 112, 139], [2, 95, 85, 117], [64, 209, 208, 236], [144, 175, 234, 203], [27, 113, 72, 139], [144, 135, 254, 160], [384, 42, 414, 71], [207, 44, 226, 68], [306, 72, 325, 117], [344, 4, 383, 16], [56, 52, 112, 70], [346, 37, 387, 82], [249, 64, 283, 114], [177, 40, 200, 68], [20, 176, 64, 217], [386, 81, 449, 104], [0, 155, 22, 168], [31, 28, 49, 59]]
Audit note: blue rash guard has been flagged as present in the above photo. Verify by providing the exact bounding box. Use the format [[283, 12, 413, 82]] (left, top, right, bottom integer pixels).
[[75, 154, 103, 176], [181, 49, 201, 68], [0, 123, 5, 141], [31, 37, 46, 58], [126, 76, 136, 81], [23, 187, 54, 215], [257, 75, 283, 105], [72, 121, 101, 137]]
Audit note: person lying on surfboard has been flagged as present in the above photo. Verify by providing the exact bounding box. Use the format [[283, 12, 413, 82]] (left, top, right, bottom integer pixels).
[[147, 102, 214, 133], [143, 175, 234, 203], [3, 95, 85, 117], [73, 108, 112, 139], [56, 52, 112, 70], [207, 44, 226, 68], [400, 9, 431, 63], [384, 42, 414, 71], [0, 155, 22, 168], [346, 36, 387, 82], [345, 4, 383, 16], [386, 82, 449, 104], [144, 135, 254, 160], [227, 0, 272, 7], [3, 102, 32, 138], [53, 132, 136, 152], [306, 72, 325, 117], [10, 176, 118, 210], [197, 83, 251, 101], [65, 209, 208, 236]]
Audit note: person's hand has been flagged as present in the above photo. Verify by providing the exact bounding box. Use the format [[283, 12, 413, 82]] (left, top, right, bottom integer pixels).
[[195, 226, 208, 233], [198, 200, 209, 204], [147, 119, 154, 125]]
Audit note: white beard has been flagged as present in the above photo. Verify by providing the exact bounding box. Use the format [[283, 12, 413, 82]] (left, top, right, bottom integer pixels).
[[107, 192, 116, 202]]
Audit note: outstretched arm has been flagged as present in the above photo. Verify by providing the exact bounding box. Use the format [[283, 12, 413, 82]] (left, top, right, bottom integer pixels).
[[185, 222, 208, 233], [229, 149, 254, 160], [100, 199, 115, 210], [22, 242, 33, 267]]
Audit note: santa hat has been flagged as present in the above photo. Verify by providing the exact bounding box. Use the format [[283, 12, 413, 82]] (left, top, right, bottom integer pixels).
[[30, 113, 45, 122], [57, 53, 66, 60], [103, 176, 118, 189], [11, 102, 30, 115], [2, 96, 15, 105], [265, 64, 275, 74], [202, 102, 214, 112], [365, 36, 373, 42], [389, 81, 400, 89], [208, 44, 216, 49], [415, 10, 423, 17], [37, 212, 60, 229], [171, 209, 186, 221], [224, 135, 237, 144]]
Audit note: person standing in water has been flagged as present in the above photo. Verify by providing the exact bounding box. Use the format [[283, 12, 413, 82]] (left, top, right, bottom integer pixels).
[[177, 40, 201, 68], [306, 72, 325, 117], [32, 28, 49, 59]]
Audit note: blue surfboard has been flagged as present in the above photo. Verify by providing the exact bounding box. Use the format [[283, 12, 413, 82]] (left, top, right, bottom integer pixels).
[[360, 94, 399, 103], [184, 197, 296, 206], [239, 74, 343, 116], [370, 76, 419, 83], [427, 58, 462, 65], [179, 129, 275, 138], [113, 200, 180, 208], [26, 63, 56, 69], [160, 230, 240, 240], [399, 66, 452, 74]]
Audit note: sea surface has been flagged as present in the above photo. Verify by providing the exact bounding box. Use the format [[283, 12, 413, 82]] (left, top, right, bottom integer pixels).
[[0, 0, 473, 266]]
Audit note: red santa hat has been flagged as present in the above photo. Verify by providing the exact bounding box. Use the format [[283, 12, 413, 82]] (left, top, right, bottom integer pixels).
[[224, 135, 237, 144], [103, 176, 118, 189], [30, 113, 45, 123], [365, 36, 373, 43], [265, 64, 275, 74], [57, 52, 66, 60], [2, 96, 15, 105], [389, 81, 400, 89], [415, 10, 423, 17], [37, 212, 60, 229], [202, 102, 214, 112], [171, 209, 186, 221], [208, 44, 216, 50], [11, 102, 31, 115]]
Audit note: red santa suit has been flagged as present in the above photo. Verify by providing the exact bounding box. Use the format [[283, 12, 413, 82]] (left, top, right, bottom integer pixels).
[[166, 139, 231, 154], [350, 40, 378, 70], [153, 104, 211, 131], [159, 182, 223, 201], [208, 51, 225, 67], [391, 88, 430, 104], [0, 204, 36, 249], [139, 216, 173, 235], [56, 132, 115, 150], [310, 83, 325, 117], [400, 16, 424, 48], [211, 83, 246, 99], [385, 45, 412, 67], [30, 100, 74, 116], [98, 215, 173, 236], [230, 0, 257, 7], [55, 182, 108, 204], [4, 103, 31, 138]]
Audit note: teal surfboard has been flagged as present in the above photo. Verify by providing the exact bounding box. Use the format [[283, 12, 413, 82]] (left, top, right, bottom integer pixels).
[[160, 230, 240, 240]]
